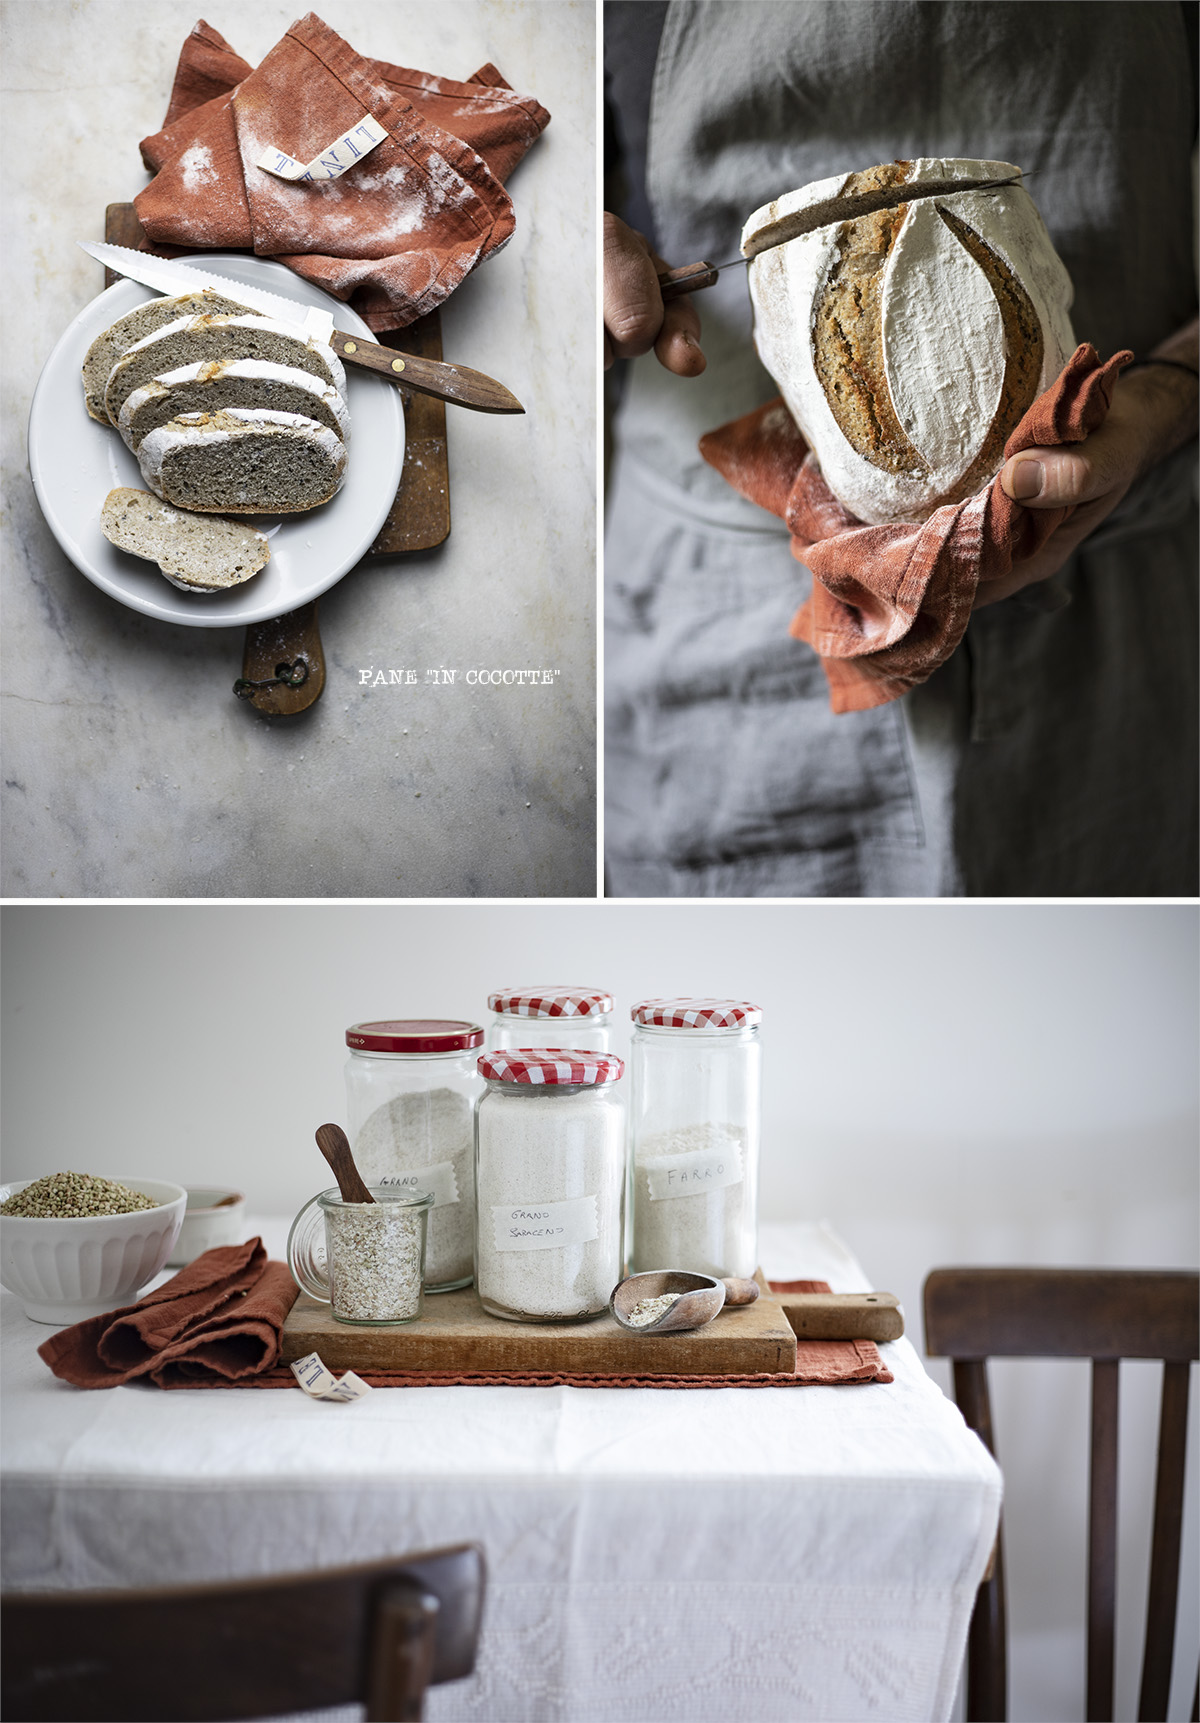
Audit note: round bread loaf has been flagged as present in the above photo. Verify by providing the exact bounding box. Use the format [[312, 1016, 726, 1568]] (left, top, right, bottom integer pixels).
[[742, 158, 1076, 524]]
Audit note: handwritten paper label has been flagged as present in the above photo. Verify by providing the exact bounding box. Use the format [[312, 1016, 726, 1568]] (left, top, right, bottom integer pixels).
[[257, 114, 389, 184], [378, 1162, 459, 1209], [289, 1351, 371, 1402], [642, 1143, 743, 1201], [491, 1195, 598, 1253]]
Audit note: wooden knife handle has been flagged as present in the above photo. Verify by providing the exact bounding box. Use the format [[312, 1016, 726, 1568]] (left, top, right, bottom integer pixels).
[[657, 261, 720, 302], [776, 1291, 904, 1344], [327, 330, 524, 415]]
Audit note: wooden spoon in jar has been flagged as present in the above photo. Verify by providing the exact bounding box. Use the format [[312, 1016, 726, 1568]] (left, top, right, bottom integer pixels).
[[314, 1123, 375, 1205]]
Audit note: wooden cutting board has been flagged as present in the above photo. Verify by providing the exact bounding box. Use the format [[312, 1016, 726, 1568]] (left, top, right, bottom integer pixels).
[[281, 1275, 799, 1377]]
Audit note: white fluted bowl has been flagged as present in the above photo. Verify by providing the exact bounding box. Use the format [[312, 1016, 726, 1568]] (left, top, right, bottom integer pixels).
[[0, 1178, 187, 1324]]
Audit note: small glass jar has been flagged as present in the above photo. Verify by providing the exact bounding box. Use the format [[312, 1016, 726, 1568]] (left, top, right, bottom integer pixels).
[[487, 987, 614, 1054], [628, 998, 762, 1278], [474, 1048, 626, 1322], [344, 1020, 484, 1293], [287, 1187, 434, 1325]]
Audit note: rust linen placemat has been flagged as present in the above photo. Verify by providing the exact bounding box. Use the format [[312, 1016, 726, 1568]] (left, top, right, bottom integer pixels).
[[699, 343, 1130, 713], [135, 13, 550, 331]]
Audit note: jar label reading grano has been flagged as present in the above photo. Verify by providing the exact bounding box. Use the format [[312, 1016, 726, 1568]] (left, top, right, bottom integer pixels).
[[491, 1194, 599, 1252], [641, 1142, 743, 1201], [378, 1161, 459, 1209]]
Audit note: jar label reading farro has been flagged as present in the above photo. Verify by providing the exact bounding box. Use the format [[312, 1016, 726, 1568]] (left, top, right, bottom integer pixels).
[[642, 1142, 743, 1200], [491, 1194, 599, 1252], [378, 1161, 459, 1209]]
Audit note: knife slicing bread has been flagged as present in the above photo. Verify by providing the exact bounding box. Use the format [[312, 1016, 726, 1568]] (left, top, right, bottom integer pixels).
[[81, 289, 253, 423], [100, 488, 269, 592], [137, 409, 348, 514], [743, 158, 1075, 525]]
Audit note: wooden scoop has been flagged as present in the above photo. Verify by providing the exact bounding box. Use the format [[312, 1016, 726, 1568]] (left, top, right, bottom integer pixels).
[[609, 1270, 761, 1335], [314, 1123, 374, 1205]]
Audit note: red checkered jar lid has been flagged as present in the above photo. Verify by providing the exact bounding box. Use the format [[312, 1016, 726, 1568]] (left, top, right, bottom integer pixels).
[[477, 1048, 625, 1085], [630, 998, 763, 1030], [488, 987, 614, 1019], [346, 1020, 484, 1054]]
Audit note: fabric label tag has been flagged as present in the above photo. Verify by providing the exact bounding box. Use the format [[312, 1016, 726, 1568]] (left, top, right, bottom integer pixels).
[[289, 1351, 372, 1401], [642, 1143, 743, 1201], [257, 114, 389, 184], [377, 1161, 459, 1209], [491, 1195, 598, 1252]]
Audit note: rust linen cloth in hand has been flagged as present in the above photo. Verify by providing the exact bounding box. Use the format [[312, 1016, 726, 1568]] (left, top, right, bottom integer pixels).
[[135, 13, 550, 331], [37, 1239, 298, 1389], [699, 344, 1132, 714]]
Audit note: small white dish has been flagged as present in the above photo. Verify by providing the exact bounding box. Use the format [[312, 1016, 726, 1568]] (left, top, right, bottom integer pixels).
[[165, 1188, 247, 1267], [28, 254, 405, 628], [0, 1177, 186, 1324]]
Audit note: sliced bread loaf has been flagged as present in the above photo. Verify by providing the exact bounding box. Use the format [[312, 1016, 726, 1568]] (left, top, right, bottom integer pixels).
[[100, 487, 270, 592], [117, 359, 351, 451], [104, 315, 347, 426], [137, 409, 348, 514], [82, 290, 252, 423]]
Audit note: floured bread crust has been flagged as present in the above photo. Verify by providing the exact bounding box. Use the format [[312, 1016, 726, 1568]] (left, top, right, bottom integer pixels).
[[743, 158, 1075, 524]]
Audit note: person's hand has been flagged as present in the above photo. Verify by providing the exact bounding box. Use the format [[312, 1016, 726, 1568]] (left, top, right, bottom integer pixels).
[[603, 211, 706, 376], [975, 335, 1198, 608]]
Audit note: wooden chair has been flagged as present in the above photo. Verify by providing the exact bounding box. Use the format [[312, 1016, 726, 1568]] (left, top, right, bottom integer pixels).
[[923, 1268, 1198, 1723], [0, 1542, 484, 1722]]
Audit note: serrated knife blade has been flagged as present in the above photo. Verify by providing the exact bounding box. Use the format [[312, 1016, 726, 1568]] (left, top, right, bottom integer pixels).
[[78, 240, 524, 415]]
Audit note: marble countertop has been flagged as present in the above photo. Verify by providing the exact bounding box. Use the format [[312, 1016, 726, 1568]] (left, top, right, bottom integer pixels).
[[1, 1, 596, 898]]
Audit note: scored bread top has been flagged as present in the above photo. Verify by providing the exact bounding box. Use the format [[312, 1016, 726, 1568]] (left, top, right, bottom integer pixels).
[[81, 289, 253, 423], [743, 159, 1076, 525], [103, 314, 347, 426], [117, 359, 351, 451]]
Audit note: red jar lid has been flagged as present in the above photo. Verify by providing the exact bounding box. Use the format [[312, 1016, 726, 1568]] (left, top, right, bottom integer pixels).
[[630, 998, 763, 1030], [477, 1048, 625, 1085], [488, 987, 614, 1019], [346, 1020, 484, 1053]]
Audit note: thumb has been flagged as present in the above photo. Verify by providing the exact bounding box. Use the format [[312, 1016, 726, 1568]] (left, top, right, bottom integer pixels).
[[1000, 440, 1121, 509]]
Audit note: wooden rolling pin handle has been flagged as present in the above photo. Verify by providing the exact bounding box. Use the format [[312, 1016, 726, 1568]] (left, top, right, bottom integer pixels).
[[721, 1278, 761, 1306], [657, 261, 720, 301]]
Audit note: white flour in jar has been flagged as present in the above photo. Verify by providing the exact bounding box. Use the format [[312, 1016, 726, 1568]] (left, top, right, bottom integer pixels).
[[353, 1087, 474, 1289], [632, 1121, 753, 1277], [475, 1090, 624, 1320]]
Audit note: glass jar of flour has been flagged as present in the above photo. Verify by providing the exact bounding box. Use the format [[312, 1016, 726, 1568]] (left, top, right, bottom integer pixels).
[[487, 987, 614, 1053], [628, 999, 762, 1278], [474, 1048, 626, 1322], [344, 1020, 484, 1293]]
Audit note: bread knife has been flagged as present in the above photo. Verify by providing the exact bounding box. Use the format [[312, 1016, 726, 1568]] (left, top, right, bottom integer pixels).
[[656, 172, 1025, 302], [77, 240, 524, 414]]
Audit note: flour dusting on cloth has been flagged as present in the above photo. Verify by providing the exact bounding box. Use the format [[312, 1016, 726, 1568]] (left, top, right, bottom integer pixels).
[[136, 13, 550, 332]]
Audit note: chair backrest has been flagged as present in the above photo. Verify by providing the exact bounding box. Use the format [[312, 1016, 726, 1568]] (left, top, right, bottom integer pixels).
[[0, 1541, 484, 1723], [923, 1268, 1198, 1723]]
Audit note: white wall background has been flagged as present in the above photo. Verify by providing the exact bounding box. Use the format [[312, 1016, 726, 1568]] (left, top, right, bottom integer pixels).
[[3, 902, 1197, 1721]]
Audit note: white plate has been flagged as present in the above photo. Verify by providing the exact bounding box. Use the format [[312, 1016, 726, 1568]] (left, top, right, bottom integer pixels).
[[28, 254, 405, 628]]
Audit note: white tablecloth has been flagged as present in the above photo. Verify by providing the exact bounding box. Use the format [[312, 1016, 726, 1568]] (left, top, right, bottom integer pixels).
[[1, 1220, 1000, 1723]]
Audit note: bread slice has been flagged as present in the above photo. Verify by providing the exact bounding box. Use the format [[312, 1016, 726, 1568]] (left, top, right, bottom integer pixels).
[[82, 291, 252, 423], [100, 487, 270, 592], [137, 409, 348, 514], [117, 359, 351, 451], [104, 315, 346, 427]]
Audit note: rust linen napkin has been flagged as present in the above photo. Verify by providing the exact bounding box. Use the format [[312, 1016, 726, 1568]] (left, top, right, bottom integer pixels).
[[212, 1277, 892, 1390], [37, 1239, 299, 1389], [699, 344, 1131, 714], [135, 14, 550, 331]]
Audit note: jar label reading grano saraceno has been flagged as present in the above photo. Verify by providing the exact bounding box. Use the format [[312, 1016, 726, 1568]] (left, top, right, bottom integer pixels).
[[490, 1194, 599, 1253], [377, 1160, 459, 1209]]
